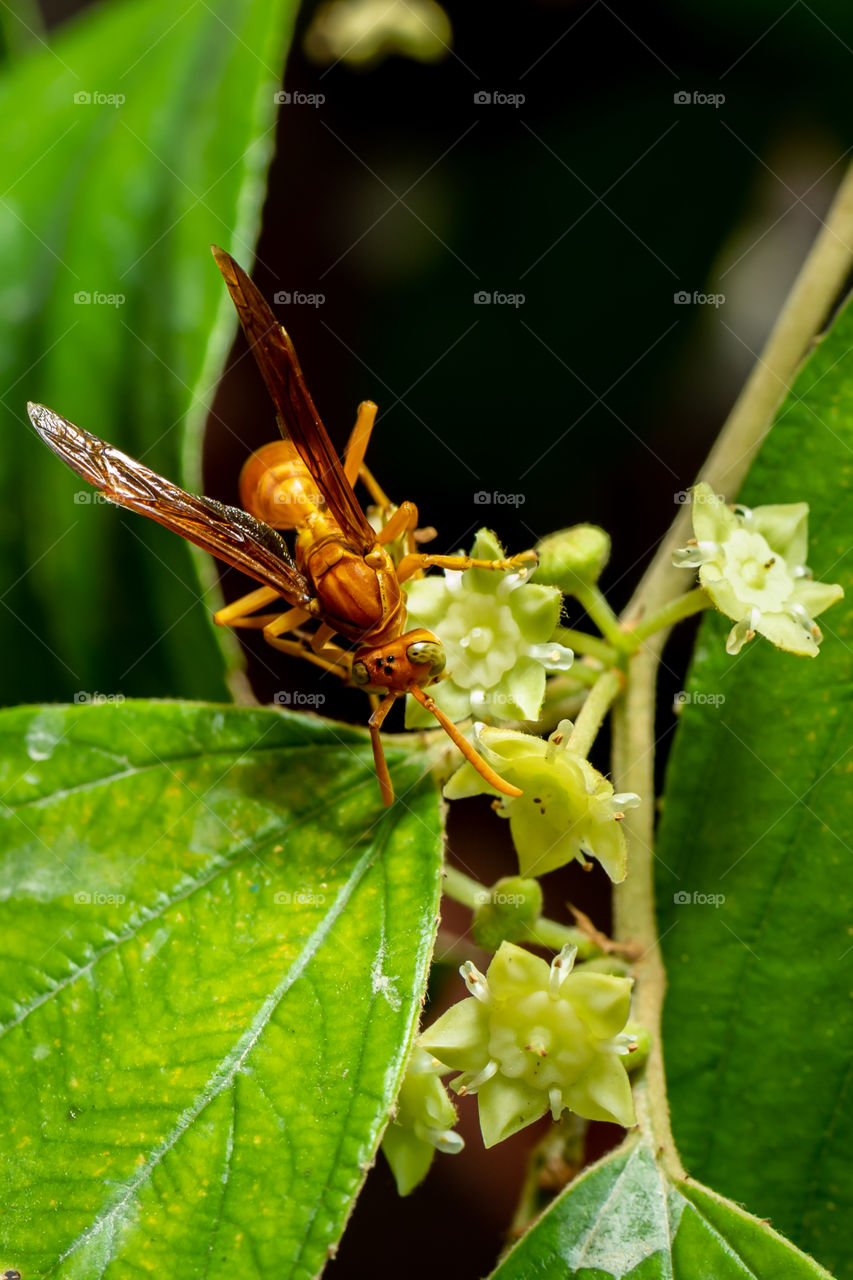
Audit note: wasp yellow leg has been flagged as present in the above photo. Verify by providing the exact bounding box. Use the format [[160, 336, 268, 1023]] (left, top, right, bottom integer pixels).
[[263, 606, 313, 640], [396, 550, 538, 584], [408, 684, 523, 799], [377, 500, 419, 547], [264, 634, 352, 680], [344, 400, 378, 487], [310, 622, 338, 654], [214, 585, 284, 628], [368, 691, 399, 806]]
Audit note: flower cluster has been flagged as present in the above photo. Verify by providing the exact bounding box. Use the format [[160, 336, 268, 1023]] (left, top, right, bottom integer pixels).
[[674, 484, 843, 656], [404, 529, 573, 728], [381, 1045, 464, 1196], [419, 942, 636, 1147], [444, 721, 639, 882]]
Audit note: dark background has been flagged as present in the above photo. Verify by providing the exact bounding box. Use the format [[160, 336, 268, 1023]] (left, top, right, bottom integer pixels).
[[28, 0, 853, 1273]]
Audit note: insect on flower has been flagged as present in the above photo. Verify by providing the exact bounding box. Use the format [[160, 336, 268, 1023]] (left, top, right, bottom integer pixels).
[[27, 247, 538, 805]]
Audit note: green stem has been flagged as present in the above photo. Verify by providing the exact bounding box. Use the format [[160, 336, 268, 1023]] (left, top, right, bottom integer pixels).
[[624, 587, 710, 650], [553, 626, 619, 666], [441, 866, 600, 959], [611, 159, 853, 1178], [566, 669, 623, 758], [570, 582, 627, 650]]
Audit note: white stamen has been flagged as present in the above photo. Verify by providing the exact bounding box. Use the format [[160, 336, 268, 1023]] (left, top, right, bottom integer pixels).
[[549, 1087, 564, 1120], [527, 641, 574, 671], [464, 1060, 499, 1093], [549, 943, 578, 996], [460, 961, 492, 1004]]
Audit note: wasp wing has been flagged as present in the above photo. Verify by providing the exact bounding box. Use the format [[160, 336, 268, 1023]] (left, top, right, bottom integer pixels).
[[27, 403, 312, 609], [211, 246, 376, 553]]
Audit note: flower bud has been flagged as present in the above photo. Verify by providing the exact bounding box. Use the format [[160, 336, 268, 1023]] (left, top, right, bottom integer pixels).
[[472, 876, 543, 949], [534, 525, 611, 590]]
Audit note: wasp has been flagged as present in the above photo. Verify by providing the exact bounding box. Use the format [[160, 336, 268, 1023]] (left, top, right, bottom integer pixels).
[[27, 248, 537, 805]]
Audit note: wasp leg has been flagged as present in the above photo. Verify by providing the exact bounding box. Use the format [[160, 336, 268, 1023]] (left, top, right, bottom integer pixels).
[[368, 691, 400, 806], [214, 586, 287, 628], [264, 634, 353, 681], [344, 400, 378, 488], [396, 549, 538, 584], [263, 606, 315, 639], [377, 500, 419, 547], [408, 684, 523, 799]]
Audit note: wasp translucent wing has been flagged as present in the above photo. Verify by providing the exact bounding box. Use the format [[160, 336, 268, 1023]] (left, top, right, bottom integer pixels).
[[211, 246, 376, 553], [27, 403, 313, 609]]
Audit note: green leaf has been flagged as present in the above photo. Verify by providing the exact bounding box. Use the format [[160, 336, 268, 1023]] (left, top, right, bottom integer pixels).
[[0, 701, 442, 1276], [656, 294, 853, 1275], [0, 0, 296, 706], [490, 1137, 833, 1279]]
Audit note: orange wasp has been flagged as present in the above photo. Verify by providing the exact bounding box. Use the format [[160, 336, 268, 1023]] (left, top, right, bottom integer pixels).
[[27, 247, 536, 805]]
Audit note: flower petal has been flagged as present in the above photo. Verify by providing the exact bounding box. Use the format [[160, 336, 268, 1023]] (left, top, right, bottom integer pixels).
[[477, 1074, 548, 1147], [419, 998, 491, 1071], [565, 1053, 636, 1127], [749, 502, 809, 563], [564, 972, 633, 1039], [486, 940, 551, 1000], [691, 483, 739, 543], [507, 581, 562, 642]]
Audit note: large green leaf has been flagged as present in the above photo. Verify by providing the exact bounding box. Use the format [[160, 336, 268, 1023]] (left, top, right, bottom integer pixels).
[[0, 0, 295, 706], [490, 1136, 833, 1279], [0, 701, 442, 1276], [655, 296, 853, 1275]]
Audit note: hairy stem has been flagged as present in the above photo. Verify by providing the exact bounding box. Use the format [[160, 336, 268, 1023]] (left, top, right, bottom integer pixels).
[[570, 583, 627, 649], [566, 669, 623, 758], [553, 626, 619, 666], [624, 586, 710, 650], [611, 159, 853, 1176]]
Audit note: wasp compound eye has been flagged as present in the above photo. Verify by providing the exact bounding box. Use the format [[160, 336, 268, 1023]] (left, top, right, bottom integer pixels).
[[352, 660, 371, 686], [406, 640, 446, 678]]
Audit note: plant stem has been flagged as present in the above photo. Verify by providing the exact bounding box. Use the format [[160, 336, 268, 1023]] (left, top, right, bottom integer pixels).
[[441, 865, 599, 958], [611, 159, 853, 1178], [566, 669, 623, 758], [623, 159, 853, 628], [624, 587, 710, 650], [570, 583, 627, 650], [553, 626, 619, 666]]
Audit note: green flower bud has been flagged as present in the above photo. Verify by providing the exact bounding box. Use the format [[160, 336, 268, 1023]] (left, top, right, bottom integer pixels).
[[444, 721, 640, 883], [673, 484, 843, 656], [624, 1023, 651, 1074], [533, 525, 611, 590], [472, 876, 543, 950], [419, 942, 637, 1147], [381, 1045, 464, 1196], [404, 529, 573, 729]]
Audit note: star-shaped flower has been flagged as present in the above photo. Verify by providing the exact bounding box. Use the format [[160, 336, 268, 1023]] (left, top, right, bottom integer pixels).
[[444, 721, 639, 883], [381, 1045, 464, 1196], [419, 942, 636, 1147], [674, 484, 843, 656], [404, 528, 573, 728]]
